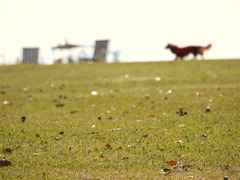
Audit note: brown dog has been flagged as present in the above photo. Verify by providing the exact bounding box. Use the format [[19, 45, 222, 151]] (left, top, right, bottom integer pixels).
[[165, 43, 212, 60]]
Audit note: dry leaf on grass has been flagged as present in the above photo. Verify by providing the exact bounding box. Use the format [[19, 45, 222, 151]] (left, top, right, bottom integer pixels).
[[99, 154, 105, 158], [179, 124, 185, 127], [3, 148, 12, 153], [205, 107, 211, 113], [55, 104, 64, 107], [91, 91, 98, 95], [0, 91, 6, 94], [147, 140, 152, 144], [160, 169, 174, 175], [0, 159, 11, 167], [165, 160, 178, 166], [148, 114, 155, 117], [155, 77, 161, 81], [128, 144, 136, 147], [200, 134, 207, 138], [70, 110, 78, 114], [105, 144, 111, 149], [196, 92, 202, 96], [174, 140, 182, 144], [21, 116, 26, 122], [177, 108, 187, 116], [3, 101, 12, 105]]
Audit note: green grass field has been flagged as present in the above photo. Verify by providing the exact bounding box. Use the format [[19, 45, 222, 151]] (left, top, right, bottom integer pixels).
[[0, 60, 240, 179]]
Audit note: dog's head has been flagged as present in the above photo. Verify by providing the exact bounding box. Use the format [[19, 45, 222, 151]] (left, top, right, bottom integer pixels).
[[165, 43, 178, 53], [165, 43, 177, 49], [165, 43, 171, 49]]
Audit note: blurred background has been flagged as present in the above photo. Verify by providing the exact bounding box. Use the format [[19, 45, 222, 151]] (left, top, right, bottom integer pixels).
[[0, 0, 240, 65]]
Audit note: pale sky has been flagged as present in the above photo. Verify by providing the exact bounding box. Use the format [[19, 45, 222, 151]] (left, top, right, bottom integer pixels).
[[0, 0, 240, 64]]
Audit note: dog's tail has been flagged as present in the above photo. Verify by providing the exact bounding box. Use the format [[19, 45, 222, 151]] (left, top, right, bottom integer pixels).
[[204, 44, 212, 50]]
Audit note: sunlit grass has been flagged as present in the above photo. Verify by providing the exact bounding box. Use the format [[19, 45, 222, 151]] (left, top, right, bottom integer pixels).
[[0, 60, 240, 179]]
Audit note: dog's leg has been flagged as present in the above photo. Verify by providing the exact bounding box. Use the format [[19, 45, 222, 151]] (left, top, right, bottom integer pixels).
[[192, 55, 197, 60], [192, 52, 198, 60], [201, 53, 205, 60]]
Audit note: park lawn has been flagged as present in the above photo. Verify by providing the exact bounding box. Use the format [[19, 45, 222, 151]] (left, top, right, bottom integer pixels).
[[0, 60, 240, 179]]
